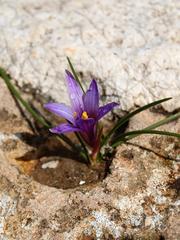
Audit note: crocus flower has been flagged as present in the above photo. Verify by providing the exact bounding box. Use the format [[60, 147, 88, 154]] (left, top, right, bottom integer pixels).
[[44, 70, 118, 152]]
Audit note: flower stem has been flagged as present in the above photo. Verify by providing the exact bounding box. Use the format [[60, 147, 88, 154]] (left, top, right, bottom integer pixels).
[[74, 132, 91, 164]]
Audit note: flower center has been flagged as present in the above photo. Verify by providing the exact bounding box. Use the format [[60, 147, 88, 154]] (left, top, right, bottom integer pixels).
[[81, 111, 88, 120]]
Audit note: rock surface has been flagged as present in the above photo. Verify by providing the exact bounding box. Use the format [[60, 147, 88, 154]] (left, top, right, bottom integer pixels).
[[0, 1, 180, 239], [0, 84, 179, 239], [0, 0, 180, 112]]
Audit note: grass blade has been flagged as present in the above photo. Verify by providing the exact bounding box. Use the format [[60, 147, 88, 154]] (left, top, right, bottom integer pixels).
[[0, 66, 77, 151], [111, 129, 180, 147], [67, 57, 85, 93], [144, 112, 180, 130], [101, 97, 172, 147], [0, 67, 49, 127], [111, 112, 180, 147]]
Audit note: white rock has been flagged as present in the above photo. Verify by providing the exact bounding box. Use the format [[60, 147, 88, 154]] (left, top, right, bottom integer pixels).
[[79, 180, 85, 185], [41, 160, 59, 169], [0, 0, 179, 112]]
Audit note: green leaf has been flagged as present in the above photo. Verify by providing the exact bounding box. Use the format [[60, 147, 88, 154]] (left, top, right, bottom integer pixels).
[[0, 66, 77, 151], [101, 97, 172, 147], [0, 67, 49, 127], [67, 57, 85, 93], [144, 112, 180, 130], [111, 129, 180, 147], [111, 112, 180, 147]]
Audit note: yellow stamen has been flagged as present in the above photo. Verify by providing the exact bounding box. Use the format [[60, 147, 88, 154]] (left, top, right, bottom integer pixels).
[[81, 111, 88, 120], [73, 112, 77, 118]]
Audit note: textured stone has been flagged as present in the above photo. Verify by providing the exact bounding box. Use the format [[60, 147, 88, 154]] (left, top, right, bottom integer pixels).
[[0, 0, 179, 112], [0, 1, 180, 239], [0, 110, 179, 239]]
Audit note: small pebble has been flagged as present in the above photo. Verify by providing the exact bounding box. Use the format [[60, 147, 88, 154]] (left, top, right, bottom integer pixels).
[[42, 160, 59, 169], [79, 180, 86, 185]]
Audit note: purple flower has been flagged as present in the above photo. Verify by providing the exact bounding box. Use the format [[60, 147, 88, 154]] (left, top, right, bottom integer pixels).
[[44, 70, 118, 149]]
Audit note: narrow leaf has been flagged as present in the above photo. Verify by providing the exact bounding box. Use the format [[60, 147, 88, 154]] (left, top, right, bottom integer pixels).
[[0, 67, 77, 151], [111, 112, 180, 146], [101, 97, 172, 146], [112, 129, 180, 147], [121, 112, 179, 143], [144, 112, 180, 130], [67, 57, 85, 93]]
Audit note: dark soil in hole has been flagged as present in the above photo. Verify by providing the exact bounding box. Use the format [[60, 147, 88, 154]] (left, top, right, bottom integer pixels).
[[32, 156, 105, 189], [0, 111, 107, 190], [15, 133, 106, 189], [0, 85, 120, 190]]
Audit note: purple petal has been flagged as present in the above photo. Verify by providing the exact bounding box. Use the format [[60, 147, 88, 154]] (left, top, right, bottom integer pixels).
[[65, 70, 84, 115], [50, 123, 80, 134], [44, 103, 74, 123], [97, 102, 119, 120], [83, 79, 99, 117], [76, 118, 95, 133], [75, 118, 96, 146]]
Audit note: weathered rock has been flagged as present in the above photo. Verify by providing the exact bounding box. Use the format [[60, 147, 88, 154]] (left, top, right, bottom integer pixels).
[[166, 213, 180, 240], [0, 1, 180, 239], [0, 0, 179, 112], [0, 109, 179, 239]]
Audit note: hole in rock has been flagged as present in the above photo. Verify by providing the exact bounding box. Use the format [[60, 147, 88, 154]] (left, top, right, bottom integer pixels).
[[0, 110, 108, 190], [0, 107, 123, 189], [15, 133, 107, 189], [0, 85, 123, 190]]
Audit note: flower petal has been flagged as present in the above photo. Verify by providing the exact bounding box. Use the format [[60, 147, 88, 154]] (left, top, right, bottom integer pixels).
[[83, 79, 99, 117], [76, 118, 95, 133], [50, 123, 81, 134], [65, 70, 84, 115], [97, 102, 119, 120], [44, 103, 74, 123], [75, 118, 96, 146]]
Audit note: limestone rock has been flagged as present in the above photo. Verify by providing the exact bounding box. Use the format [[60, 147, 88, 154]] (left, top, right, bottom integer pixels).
[[0, 0, 179, 112], [0, 110, 179, 239], [0, 1, 180, 239]]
